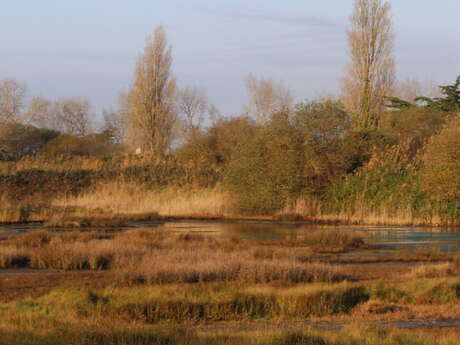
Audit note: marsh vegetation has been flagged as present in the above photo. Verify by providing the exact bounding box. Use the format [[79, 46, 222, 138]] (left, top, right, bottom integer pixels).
[[2, 0, 460, 343], [1, 224, 460, 344]]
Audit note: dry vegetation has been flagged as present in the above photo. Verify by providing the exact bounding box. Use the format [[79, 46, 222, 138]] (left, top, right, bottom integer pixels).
[[52, 183, 234, 220], [1, 277, 460, 344], [2, 323, 460, 345], [1, 227, 460, 344], [2, 1, 460, 343], [0, 229, 362, 284], [281, 197, 444, 226]]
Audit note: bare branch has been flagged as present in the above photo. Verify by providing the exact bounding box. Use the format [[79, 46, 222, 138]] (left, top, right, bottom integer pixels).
[[177, 86, 208, 133], [342, 0, 395, 129], [102, 106, 126, 144], [25, 96, 53, 128], [245, 74, 293, 124], [0, 79, 27, 124], [52, 98, 92, 136], [125, 26, 177, 157]]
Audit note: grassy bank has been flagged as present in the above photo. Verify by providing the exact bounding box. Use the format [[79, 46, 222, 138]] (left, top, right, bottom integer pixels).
[[3, 278, 460, 324], [2, 279, 460, 344], [2, 154, 460, 226], [2, 326, 460, 345]]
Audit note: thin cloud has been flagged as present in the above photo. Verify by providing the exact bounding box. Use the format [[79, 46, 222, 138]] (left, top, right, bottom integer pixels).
[[196, 6, 343, 29]]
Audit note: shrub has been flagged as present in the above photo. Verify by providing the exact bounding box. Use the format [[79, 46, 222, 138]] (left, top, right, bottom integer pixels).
[[0, 169, 95, 202], [224, 111, 304, 214], [380, 107, 447, 159], [42, 134, 117, 157], [293, 100, 353, 191], [0, 123, 59, 161], [422, 115, 460, 203], [176, 115, 257, 170]]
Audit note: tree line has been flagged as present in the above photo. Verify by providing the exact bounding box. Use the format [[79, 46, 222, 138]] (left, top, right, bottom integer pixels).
[[1, 0, 460, 216]]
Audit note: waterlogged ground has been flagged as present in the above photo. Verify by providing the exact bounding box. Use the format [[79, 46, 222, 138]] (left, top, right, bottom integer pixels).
[[2, 220, 460, 335], [164, 222, 460, 266], [165, 221, 460, 253], [1, 220, 460, 255]]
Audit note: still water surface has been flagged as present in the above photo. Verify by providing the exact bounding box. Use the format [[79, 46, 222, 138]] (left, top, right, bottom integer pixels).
[[162, 221, 460, 254], [1, 220, 460, 255]]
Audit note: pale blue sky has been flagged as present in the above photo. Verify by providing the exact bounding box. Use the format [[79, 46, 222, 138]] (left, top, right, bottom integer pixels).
[[1, 1, 459, 115]]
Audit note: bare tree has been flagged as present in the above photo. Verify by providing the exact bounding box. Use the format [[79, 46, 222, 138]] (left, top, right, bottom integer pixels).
[[25, 96, 53, 128], [396, 78, 441, 103], [208, 104, 222, 124], [102, 106, 126, 144], [245, 74, 293, 124], [0, 79, 27, 124], [177, 86, 208, 134], [342, 0, 395, 129], [52, 98, 92, 136], [125, 26, 177, 157]]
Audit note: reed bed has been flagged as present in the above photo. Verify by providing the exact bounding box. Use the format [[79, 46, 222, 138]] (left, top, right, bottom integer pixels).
[[50, 183, 451, 227], [52, 183, 234, 218], [0, 195, 31, 223], [0, 229, 351, 284], [1, 176, 455, 226], [282, 196, 445, 226]]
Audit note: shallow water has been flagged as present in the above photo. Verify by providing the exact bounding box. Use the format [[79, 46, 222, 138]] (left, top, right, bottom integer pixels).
[[2, 220, 460, 255], [163, 221, 460, 255]]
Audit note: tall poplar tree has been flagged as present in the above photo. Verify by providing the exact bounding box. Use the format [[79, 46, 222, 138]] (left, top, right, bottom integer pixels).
[[125, 26, 177, 157], [342, 0, 395, 129]]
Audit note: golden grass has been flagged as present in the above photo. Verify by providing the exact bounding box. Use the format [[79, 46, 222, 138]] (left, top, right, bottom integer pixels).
[[1, 154, 458, 227], [282, 196, 444, 226], [0, 170, 454, 227], [1, 280, 460, 344], [52, 182, 235, 218], [47, 182, 447, 227], [408, 263, 457, 279], [0, 195, 50, 224], [0, 282, 369, 323], [0, 196, 26, 223], [2, 325, 460, 345], [2, 324, 460, 345], [0, 229, 347, 284]]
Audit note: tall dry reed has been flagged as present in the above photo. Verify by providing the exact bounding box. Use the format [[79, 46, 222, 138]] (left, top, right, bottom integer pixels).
[[52, 182, 234, 218], [0, 229, 346, 284], [282, 196, 444, 226]]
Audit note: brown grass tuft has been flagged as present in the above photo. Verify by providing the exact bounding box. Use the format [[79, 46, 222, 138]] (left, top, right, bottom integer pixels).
[[0, 229, 347, 284]]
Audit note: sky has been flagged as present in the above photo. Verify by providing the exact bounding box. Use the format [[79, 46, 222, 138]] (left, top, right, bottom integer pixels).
[[1, 0, 459, 116]]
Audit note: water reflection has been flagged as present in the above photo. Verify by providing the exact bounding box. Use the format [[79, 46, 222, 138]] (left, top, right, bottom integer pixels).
[[161, 221, 460, 254], [1, 221, 460, 254]]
